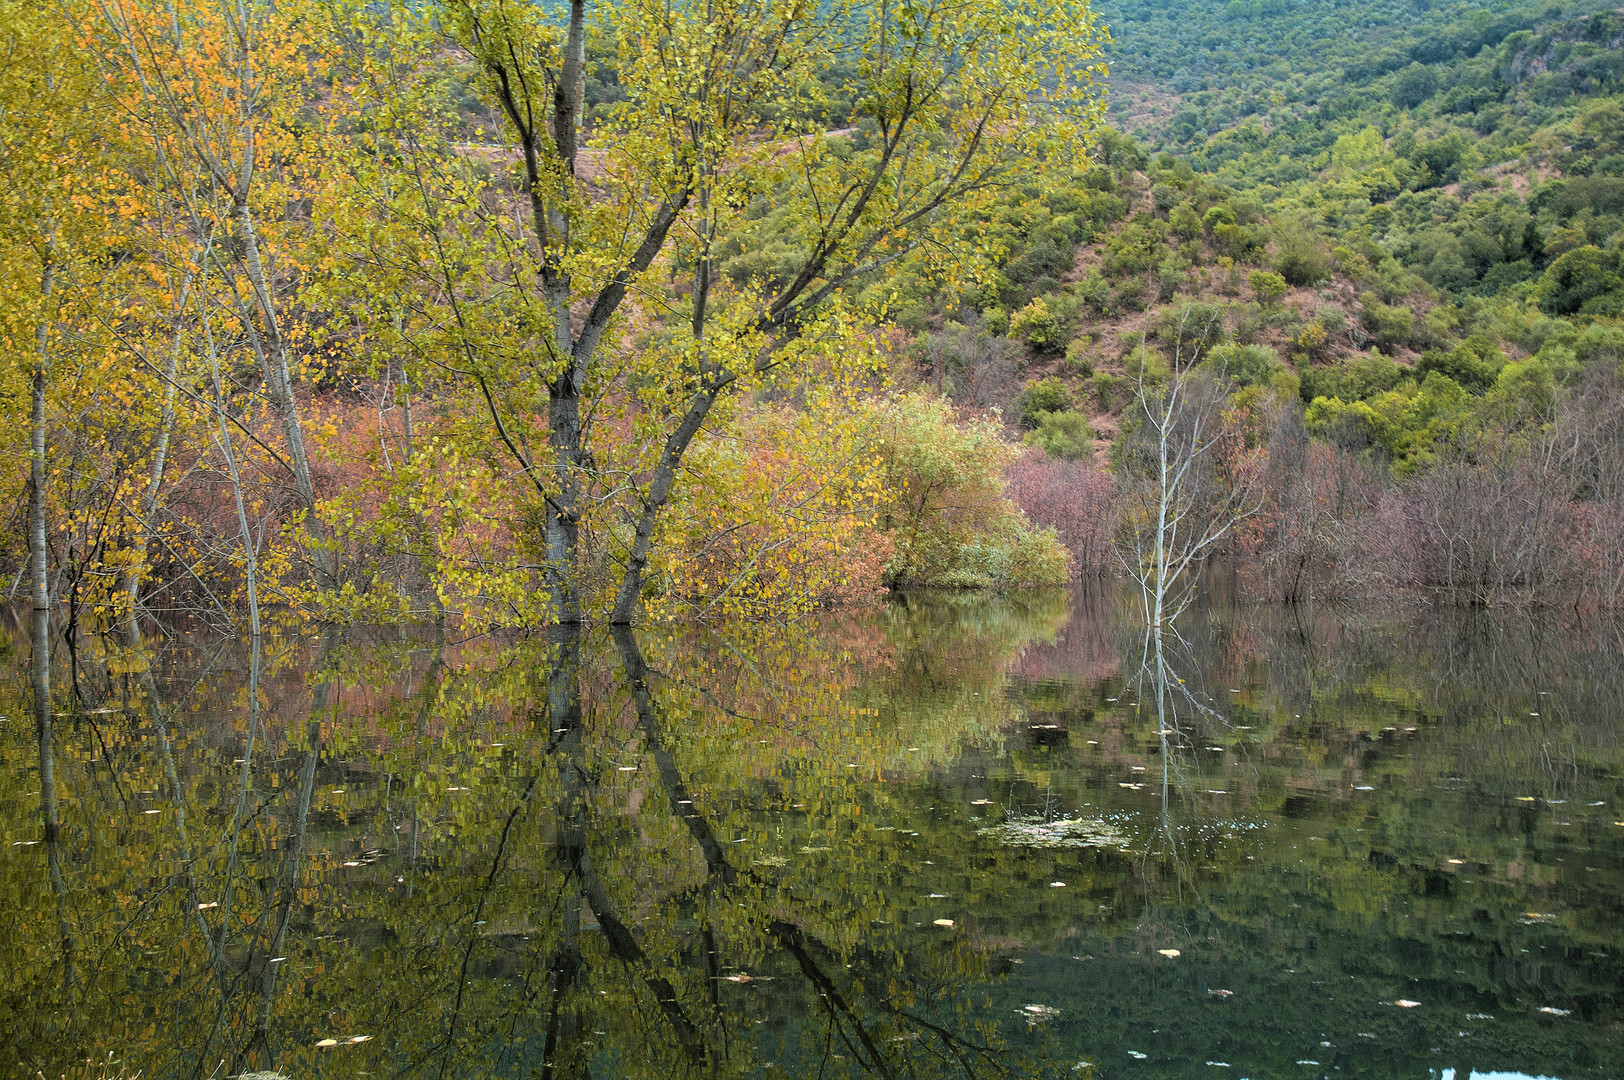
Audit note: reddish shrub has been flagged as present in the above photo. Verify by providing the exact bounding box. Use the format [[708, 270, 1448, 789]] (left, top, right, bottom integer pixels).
[[1004, 451, 1118, 577]]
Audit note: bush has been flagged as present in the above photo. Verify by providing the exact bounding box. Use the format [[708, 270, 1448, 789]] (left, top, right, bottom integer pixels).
[[1249, 269, 1288, 306], [1009, 295, 1073, 352], [1158, 302, 1228, 360], [1359, 294, 1415, 350], [874, 394, 1070, 588], [1273, 225, 1332, 286], [1005, 452, 1117, 576], [1416, 339, 1501, 393], [1535, 245, 1624, 316], [1024, 409, 1093, 459], [1017, 377, 1071, 426], [1206, 343, 1283, 388]]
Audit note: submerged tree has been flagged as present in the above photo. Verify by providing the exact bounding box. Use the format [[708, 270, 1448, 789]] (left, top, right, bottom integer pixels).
[[1116, 308, 1266, 630], [333, 0, 1108, 625]]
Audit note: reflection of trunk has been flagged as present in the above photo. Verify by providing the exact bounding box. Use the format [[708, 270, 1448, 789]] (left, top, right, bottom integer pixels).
[[550, 626, 707, 1067], [243, 628, 336, 1072], [614, 626, 901, 1071], [540, 621, 586, 1080], [769, 921, 896, 1080], [119, 611, 226, 988]]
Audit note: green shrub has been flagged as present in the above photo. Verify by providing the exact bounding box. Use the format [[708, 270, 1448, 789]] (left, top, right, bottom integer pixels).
[[1017, 377, 1071, 426], [1359, 294, 1415, 350], [873, 393, 1069, 588], [1024, 409, 1093, 459], [1158, 302, 1228, 360], [1009, 295, 1073, 352], [1206, 343, 1283, 388], [1249, 269, 1288, 306]]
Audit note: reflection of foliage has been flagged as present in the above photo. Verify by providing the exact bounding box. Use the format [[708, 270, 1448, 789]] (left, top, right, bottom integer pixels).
[[4, 590, 1624, 1077]]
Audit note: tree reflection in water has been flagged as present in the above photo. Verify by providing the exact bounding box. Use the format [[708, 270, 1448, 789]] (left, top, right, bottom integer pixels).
[[0, 594, 1072, 1079], [3, 590, 1624, 1078]]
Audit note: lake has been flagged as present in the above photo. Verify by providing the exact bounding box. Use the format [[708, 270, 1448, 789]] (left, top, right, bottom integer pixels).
[[1, 588, 1620, 1078]]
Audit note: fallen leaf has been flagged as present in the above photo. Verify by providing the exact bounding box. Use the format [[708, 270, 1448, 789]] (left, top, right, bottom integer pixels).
[[316, 1039, 339, 1048], [723, 974, 753, 983], [1158, 949, 1180, 958], [933, 919, 954, 928], [349, 1035, 373, 1043], [1049, 881, 1066, 887], [1395, 999, 1421, 1008], [1538, 1006, 1571, 1016]]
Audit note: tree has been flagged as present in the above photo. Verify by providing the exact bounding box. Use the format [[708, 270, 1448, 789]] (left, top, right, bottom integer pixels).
[[1116, 309, 1265, 631], [342, 0, 1107, 624]]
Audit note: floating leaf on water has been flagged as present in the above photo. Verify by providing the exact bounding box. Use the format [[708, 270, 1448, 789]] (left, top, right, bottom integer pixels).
[[723, 974, 753, 983], [198, 902, 218, 910], [617, 766, 637, 772], [144, 809, 161, 815], [799, 845, 831, 853], [1296, 1061, 1320, 1066], [349, 1035, 372, 1043], [1538, 1006, 1571, 1016], [1464, 1014, 1493, 1021], [1131, 766, 1146, 772], [1447, 859, 1465, 865], [269, 957, 286, 963], [1515, 796, 1536, 802], [1208, 989, 1233, 997], [1353, 785, 1375, 791], [1157, 949, 1180, 958], [1128, 1051, 1148, 1060], [970, 799, 991, 806], [928, 893, 948, 898], [1206, 1061, 1230, 1067], [13, 840, 39, 846], [342, 861, 362, 867], [1206, 790, 1227, 795], [933, 919, 955, 928], [315, 1039, 339, 1048], [1394, 999, 1421, 1008], [1049, 881, 1066, 887]]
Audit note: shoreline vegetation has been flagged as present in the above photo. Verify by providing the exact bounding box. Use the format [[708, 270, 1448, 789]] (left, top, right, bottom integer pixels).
[[3, 0, 1623, 636]]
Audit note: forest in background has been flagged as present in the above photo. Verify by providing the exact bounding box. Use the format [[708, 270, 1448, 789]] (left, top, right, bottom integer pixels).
[[4, 0, 1624, 634]]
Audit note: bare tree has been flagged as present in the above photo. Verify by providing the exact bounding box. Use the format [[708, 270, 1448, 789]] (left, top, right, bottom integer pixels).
[[1116, 309, 1264, 631]]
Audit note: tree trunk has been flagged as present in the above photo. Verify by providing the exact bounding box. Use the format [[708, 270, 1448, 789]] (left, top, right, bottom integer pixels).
[[233, 145, 334, 591], [609, 385, 724, 624]]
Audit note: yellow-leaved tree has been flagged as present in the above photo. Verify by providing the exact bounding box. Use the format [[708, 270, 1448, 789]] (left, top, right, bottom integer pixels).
[[321, 0, 1108, 625]]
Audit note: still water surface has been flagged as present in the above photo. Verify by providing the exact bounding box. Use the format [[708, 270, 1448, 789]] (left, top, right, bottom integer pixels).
[[1, 589, 1620, 1078]]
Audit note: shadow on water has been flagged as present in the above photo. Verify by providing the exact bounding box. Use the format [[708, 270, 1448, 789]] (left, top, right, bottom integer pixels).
[[0, 588, 1621, 1078]]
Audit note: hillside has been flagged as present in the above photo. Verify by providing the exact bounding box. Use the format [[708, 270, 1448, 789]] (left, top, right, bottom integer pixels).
[[878, 1, 1624, 481]]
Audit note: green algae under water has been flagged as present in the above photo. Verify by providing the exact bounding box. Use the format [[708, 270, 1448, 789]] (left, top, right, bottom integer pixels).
[[1, 588, 1620, 1079]]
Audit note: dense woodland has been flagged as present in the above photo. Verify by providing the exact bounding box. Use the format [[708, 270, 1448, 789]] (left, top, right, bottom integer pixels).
[[4, 0, 1624, 634]]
